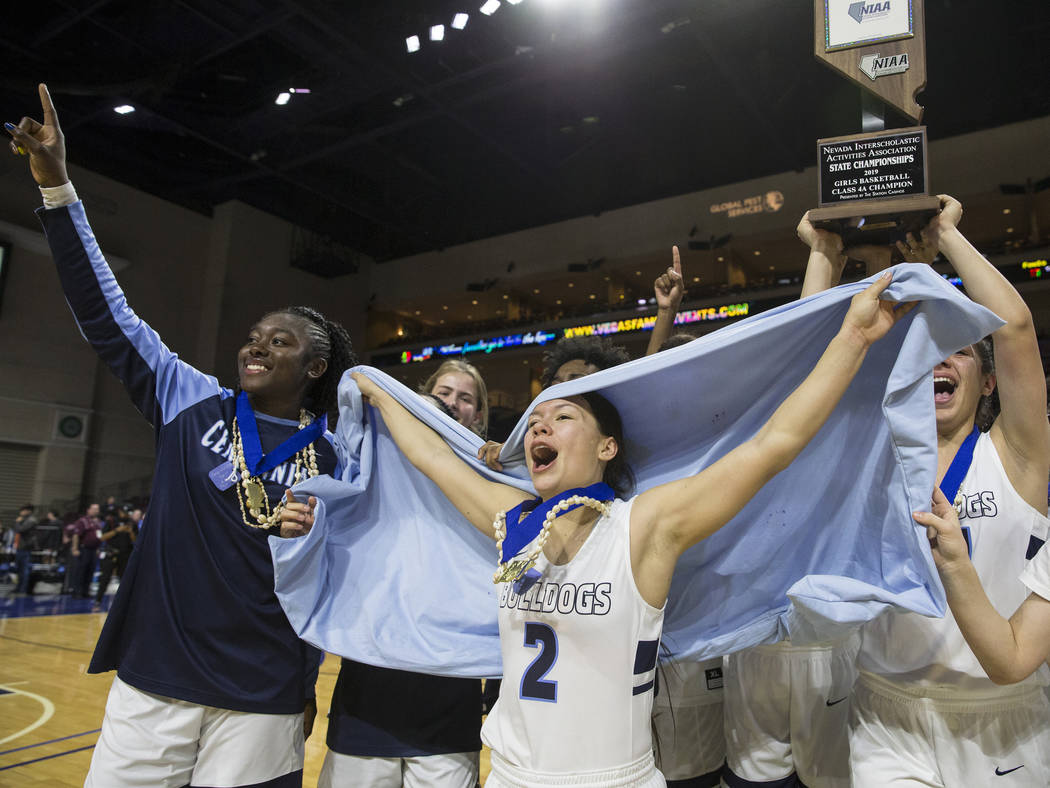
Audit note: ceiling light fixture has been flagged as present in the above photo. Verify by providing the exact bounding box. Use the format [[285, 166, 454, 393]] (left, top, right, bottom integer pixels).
[[430, 24, 445, 41], [274, 92, 291, 105], [113, 104, 135, 114], [452, 12, 469, 29], [480, 0, 500, 15], [406, 35, 421, 52]]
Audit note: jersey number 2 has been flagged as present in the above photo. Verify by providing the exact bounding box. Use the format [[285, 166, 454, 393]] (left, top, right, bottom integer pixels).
[[520, 622, 558, 702]]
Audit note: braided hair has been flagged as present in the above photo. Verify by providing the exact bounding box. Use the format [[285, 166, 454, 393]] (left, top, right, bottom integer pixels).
[[270, 306, 357, 417]]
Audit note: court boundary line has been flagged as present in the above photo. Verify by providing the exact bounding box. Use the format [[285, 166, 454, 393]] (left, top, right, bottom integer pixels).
[[0, 633, 94, 653], [0, 728, 100, 756], [0, 743, 95, 771], [0, 685, 56, 744]]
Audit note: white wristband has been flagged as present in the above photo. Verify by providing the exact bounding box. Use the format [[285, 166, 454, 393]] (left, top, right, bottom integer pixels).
[[40, 182, 79, 209]]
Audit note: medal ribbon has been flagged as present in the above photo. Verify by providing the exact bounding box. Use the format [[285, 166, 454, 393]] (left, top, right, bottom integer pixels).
[[938, 425, 980, 503], [235, 391, 327, 475], [499, 482, 614, 563]]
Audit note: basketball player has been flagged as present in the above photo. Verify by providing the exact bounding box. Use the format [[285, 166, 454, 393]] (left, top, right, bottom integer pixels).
[[848, 197, 1050, 786], [318, 360, 490, 788], [919, 486, 1050, 684], [285, 274, 914, 785], [7, 85, 356, 788], [652, 658, 727, 787]]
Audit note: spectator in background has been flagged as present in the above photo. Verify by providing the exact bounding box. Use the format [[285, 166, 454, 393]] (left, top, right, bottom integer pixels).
[[36, 509, 64, 552], [70, 502, 102, 598], [93, 508, 138, 610], [13, 504, 39, 594], [61, 514, 78, 594], [102, 495, 119, 518]]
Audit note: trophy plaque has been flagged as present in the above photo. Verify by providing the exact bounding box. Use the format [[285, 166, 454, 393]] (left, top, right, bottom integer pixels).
[[809, 0, 939, 247], [808, 126, 940, 246], [815, 0, 927, 123]]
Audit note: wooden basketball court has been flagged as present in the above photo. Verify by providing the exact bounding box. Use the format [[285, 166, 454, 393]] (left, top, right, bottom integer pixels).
[[0, 595, 493, 786]]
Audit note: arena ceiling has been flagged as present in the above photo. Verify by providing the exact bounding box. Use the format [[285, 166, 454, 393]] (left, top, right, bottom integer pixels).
[[2, 0, 1048, 266]]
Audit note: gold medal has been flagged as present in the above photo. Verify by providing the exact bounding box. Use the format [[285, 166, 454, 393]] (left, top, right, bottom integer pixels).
[[244, 480, 266, 511], [492, 494, 612, 585], [494, 557, 535, 584]]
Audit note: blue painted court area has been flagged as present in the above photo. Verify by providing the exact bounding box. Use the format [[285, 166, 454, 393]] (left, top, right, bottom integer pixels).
[[0, 592, 113, 619]]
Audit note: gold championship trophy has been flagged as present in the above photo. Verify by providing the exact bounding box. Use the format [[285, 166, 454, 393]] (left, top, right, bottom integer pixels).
[[809, 0, 940, 246]]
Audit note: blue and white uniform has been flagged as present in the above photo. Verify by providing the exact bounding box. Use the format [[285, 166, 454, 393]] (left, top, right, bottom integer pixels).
[[722, 632, 859, 788], [652, 657, 726, 786], [482, 497, 666, 787], [1021, 533, 1050, 600], [318, 660, 482, 788], [37, 198, 338, 788], [851, 432, 1050, 787]]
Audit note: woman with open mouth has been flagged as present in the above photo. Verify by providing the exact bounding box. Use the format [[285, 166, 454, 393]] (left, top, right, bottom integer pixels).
[[7, 85, 357, 788], [282, 273, 914, 787], [849, 198, 1050, 787]]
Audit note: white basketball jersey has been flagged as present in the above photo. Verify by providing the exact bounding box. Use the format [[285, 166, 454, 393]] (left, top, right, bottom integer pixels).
[[1021, 534, 1050, 600], [859, 432, 1050, 692], [481, 497, 665, 773]]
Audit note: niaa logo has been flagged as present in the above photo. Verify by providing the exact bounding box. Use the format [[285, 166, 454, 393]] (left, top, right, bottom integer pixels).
[[848, 1, 891, 23]]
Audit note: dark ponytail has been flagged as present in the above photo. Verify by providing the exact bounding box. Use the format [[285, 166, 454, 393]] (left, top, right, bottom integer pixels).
[[578, 391, 635, 498], [974, 336, 998, 432]]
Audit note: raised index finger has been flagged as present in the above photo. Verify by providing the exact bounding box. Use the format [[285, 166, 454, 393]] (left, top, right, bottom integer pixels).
[[671, 245, 682, 277], [38, 83, 60, 130]]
